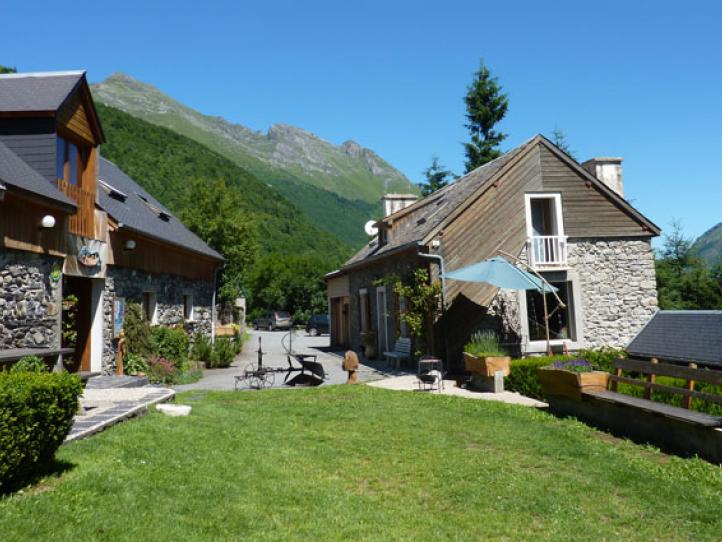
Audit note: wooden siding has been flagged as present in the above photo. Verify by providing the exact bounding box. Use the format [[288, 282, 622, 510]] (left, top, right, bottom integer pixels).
[[0, 191, 69, 257], [56, 91, 96, 145], [54, 146, 99, 240], [0, 118, 56, 181], [539, 145, 649, 237], [107, 230, 218, 281], [442, 144, 543, 308]]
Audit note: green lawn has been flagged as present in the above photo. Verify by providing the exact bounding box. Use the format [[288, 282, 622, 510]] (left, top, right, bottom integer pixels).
[[1, 386, 721, 541]]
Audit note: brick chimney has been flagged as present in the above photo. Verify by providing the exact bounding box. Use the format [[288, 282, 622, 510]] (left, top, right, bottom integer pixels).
[[382, 193, 418, 217], [581, 157, 624, 197]]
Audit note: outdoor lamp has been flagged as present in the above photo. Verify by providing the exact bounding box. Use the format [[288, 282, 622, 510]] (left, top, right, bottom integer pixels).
[[40, 215, 56, 229], [124, 239, 137, 251]]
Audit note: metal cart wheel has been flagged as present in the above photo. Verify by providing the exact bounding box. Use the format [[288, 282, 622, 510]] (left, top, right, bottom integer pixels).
[[257, 370, 275, 389]]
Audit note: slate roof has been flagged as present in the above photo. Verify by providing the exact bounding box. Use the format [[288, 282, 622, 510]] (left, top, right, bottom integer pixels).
[[0, 139, 76, 209], [0, 71, 85, 112], [343, 137, 536, 268], [627, 311, 722, 367], [97, 158, 223, 261]]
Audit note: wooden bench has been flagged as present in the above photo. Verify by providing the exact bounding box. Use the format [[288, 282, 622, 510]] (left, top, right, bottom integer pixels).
[[603, 357, 722, 427], [383, 338, 412, 370]]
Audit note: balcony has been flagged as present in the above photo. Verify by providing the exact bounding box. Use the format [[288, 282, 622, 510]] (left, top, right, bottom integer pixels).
[[527, 235, 567, 268], [56, 179, 95, 239]]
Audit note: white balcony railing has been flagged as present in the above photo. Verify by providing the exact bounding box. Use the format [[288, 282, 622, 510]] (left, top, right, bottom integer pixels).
[[528, 235, 568, 268]]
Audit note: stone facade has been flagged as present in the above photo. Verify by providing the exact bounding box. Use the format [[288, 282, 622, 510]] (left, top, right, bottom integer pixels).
[[0, 249, 62, 349], [102, 266, 214, 374], [566, 237, 658, 349]]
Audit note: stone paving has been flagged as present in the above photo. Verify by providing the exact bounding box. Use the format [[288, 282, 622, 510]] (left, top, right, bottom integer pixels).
[[367, 375, 548, 408], [66, 387, 175, 443]]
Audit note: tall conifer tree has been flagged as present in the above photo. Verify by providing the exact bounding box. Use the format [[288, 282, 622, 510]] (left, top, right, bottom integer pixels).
[[463, 60, 509, 172]]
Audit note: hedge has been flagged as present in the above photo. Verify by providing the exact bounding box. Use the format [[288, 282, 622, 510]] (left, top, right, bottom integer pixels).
[[0, 371, 82, 491]]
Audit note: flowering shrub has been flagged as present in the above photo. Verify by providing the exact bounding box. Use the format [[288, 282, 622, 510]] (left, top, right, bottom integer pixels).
[[549, 359, 593, 373], [147, 356, 178, 385]]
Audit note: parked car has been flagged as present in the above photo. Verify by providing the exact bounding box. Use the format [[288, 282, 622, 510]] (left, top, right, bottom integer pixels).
[[305, 314, 329, 336], [254, 311, 292, 331]]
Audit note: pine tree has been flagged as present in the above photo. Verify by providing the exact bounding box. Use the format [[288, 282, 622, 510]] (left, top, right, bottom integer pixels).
[[0, 65, 17, 74], [418, 156, 453, 196], [463, 60, 509, 173]]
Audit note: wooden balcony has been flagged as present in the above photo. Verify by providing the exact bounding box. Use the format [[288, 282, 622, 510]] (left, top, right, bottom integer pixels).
[[56, 179, 95, 239], [527, 235, 568, 269]]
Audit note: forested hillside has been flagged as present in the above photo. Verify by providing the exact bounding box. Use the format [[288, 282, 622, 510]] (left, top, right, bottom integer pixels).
[[92, 73, 414, 248], [692, 221, 722, 265], [97, 104, 350, 315]]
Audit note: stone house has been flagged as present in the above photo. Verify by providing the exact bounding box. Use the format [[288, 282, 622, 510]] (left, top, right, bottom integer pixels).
[[0, 70, 223, 374], [327, 135, 660, 370]]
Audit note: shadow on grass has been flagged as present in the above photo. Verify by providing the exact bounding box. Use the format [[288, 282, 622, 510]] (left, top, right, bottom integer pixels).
[[1, 458, 77, 498]]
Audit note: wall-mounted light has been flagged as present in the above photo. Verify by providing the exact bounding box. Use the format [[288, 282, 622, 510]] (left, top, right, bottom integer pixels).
[[40, 215, 56, 229], [124, 239, 136, 251], [0, 185, 5, 202], [431, 238, 441, 249]]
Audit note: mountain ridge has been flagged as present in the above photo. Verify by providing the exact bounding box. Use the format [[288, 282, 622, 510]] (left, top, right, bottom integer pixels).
[[91, 72, 417, 210], [693, 221, 722, 265]]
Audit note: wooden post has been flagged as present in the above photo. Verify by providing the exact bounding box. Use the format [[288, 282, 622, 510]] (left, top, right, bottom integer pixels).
[[683, 362, 697, 409], [542, 290, 552, 355], [611, 365, 621, 392], [644, 358, 658, 400]]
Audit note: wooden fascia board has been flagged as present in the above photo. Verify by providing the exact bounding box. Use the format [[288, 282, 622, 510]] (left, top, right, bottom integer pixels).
[[55, 75, 106, 146], [117, 224, 224, 265], [5, 185, 77, 214], [340, 241, 420, 273], [0, 111, 55, 118], [421, 137, 542, 245], [536, 136, 662, 236]]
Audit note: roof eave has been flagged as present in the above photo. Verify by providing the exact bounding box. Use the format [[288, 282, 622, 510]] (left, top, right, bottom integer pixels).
[[116, 223, 224, 263], [340, 241, 421, 272]]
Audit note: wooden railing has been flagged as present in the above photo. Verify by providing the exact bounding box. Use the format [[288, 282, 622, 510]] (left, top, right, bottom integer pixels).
[[528, 235, 568, 268], [56, 179, 95, 238]]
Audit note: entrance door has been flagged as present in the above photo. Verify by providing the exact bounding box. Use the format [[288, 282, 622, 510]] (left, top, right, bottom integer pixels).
[[63, 276, 93, 372], [376, 287, 388, 353]]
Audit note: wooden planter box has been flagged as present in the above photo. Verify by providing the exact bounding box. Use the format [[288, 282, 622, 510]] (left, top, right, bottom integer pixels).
[[538, 368, 609, 400], [463, 352, 511, 377]]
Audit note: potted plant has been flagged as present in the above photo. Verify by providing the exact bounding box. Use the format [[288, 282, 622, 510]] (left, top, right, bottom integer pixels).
[[361, 331, 377, 359], [463, 331, 511, 377], [537, 359, 608, 400]]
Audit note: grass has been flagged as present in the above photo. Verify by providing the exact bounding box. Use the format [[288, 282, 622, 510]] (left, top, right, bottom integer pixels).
[[1, 385, 721, 541]]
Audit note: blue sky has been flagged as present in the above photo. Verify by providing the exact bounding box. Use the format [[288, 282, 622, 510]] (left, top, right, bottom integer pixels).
[[3, 0, 721, 240]]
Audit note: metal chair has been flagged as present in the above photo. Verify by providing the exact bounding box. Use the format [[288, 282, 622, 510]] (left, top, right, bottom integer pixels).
[[417, 355, 444, 392]]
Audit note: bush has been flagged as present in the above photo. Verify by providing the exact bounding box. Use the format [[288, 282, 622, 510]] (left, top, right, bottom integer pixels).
[[151, 326, 189, 369], [147, 356, 178, 385], [577, 348, 625, 373], [123, 353, 148, 376], [10, 355, 48, 373], [0, 371, 82, 491], [190, 332, 213, 362], [125, 302, 153, 356], [506, 355, 570, 400], [209, 338, 236, 368], [464, 330, 505, 357]]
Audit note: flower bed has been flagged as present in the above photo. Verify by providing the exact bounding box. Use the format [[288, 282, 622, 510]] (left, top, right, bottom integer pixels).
[[538, 359, 609, 400]]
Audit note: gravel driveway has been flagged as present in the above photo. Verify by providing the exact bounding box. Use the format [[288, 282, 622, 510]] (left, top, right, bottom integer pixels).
[[175, 329, 389, 392]]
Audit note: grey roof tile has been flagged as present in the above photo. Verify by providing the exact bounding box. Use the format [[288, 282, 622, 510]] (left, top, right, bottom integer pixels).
[[343, 138, 534, 268], [97, 158, 222, 260], [627, 311, 722, 366], [0, 139, 76, 208], [0, 71, 84, 112]]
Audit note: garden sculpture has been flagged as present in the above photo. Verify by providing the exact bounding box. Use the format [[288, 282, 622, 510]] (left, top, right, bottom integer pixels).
[[342, 350, 360, 384]]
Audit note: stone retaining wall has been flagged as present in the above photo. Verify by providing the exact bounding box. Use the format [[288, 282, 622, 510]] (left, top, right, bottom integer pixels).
[[0, 249, 62, 349]]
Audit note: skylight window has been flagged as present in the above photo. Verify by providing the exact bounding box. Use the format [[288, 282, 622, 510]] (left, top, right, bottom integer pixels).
[[136, 192, 172, 222], [98, 178, 128, 202]]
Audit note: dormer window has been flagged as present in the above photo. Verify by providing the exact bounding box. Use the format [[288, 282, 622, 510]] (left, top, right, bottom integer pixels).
[[56, 136, 86, 186], [378, 225, 388, 247]]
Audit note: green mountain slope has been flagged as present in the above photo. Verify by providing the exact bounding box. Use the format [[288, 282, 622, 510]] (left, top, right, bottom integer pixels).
[[91, 73, 416, 247], [96, 103, 350, 262], [693, 222, 722, 265]]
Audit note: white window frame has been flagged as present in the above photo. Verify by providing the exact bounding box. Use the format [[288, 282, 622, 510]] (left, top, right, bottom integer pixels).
[[524, 193, 565, 238], [359, 288, 369, 333], [183, 294, 194, 322], [376, 286, 389, 353], [143, 291, 158, 325], [517, 270, 585, 354]]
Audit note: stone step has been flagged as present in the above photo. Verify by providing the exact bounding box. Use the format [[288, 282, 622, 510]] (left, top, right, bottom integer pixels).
[[85, 375, 149, 389]]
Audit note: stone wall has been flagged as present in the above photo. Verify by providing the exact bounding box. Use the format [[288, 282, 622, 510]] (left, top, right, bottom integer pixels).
[[0, 249, 62, 349], [102, 266, 213, 374], [566, 237, 658, 349]]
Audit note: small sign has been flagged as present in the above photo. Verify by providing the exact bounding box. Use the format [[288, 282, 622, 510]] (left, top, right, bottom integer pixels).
[[113, 297, 126, 339]]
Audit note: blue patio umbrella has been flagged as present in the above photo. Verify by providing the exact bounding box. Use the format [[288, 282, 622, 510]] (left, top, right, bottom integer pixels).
[[442, 257, 556, 293], [442, 256, 559, 354]]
